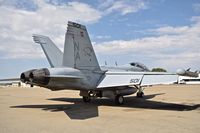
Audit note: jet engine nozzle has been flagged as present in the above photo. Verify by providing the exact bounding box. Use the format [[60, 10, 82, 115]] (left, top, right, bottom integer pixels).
[[20, 69, 36, 83], [28, 68, 50, 85]]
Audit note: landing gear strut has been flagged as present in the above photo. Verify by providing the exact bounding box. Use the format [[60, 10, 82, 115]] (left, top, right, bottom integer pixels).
[[135, 85, 144, 98], [115, 95, 124, 105], [81, 91, 101, 103]]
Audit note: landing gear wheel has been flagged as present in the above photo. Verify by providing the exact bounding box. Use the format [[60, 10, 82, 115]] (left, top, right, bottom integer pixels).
[[115, 95, 124, 105], [83, 96, 91, 103], [137, 92, 144, 98]]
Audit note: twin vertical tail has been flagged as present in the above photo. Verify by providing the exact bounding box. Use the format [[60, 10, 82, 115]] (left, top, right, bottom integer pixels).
[[33, 21, 101, 72], [32, 35, 63, 67], [62, 21, 101, 71]]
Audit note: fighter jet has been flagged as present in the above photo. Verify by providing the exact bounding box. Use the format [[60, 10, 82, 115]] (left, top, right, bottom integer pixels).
[[20, 21, 178, 105]]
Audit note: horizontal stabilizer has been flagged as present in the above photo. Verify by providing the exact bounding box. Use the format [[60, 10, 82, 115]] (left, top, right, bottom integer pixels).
[[140, 74, 178, 86], [0, 78, 20, 82], [97, 71, 178, 88], [98, 74, 143, 88]]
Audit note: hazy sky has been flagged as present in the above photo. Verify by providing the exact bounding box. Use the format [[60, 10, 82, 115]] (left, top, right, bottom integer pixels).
[[0, 0, 200, 78]]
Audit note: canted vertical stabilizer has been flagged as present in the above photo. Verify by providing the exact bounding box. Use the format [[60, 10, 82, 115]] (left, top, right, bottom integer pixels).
[[62, 21, 101, 71], [33, 35, 63, 67]]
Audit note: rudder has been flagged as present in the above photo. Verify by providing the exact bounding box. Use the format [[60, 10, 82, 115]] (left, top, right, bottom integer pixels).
[[62, 21, 101, 71]]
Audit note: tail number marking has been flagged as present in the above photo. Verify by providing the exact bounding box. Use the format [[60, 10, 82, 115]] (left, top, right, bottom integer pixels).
[[130, 78, 140, 83]]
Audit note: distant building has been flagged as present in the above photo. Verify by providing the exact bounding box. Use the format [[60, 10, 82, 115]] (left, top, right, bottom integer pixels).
[[11, 81, 21, 87], [0, 81, 33, 87]]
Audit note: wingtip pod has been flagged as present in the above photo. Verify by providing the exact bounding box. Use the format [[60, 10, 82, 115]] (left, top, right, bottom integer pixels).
[[176, 69, 199, 77]]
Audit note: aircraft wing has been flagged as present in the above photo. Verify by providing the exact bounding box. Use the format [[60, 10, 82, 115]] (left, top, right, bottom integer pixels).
[[46, 75, 83, 79], [97, 71, 178, 88], [0, 78, 20, 82]]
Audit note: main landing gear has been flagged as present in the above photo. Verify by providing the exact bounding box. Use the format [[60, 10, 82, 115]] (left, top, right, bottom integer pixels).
[[80, 87, 144, 105], [81, 91, 101, 103], [136, 91, 144, 98], [115, 95, 124, 105], [82, 96, 91, 103], [82, 95, 125, 105], [81, 90, 125, 105], [135, 85, 144, 98]]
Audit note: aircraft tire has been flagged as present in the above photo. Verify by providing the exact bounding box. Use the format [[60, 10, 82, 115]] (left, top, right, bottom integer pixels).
[[136, 92, 144, 98], [83, 96, 91, 103], [115, 95, 124, 105]]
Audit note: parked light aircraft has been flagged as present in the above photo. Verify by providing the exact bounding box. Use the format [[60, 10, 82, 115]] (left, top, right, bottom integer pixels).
[[20, 21, 178, 105], [177, 68, 199, 78]]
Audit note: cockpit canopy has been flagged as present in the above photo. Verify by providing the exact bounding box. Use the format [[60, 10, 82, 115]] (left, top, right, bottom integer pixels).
[[130, 62, 150, 71]]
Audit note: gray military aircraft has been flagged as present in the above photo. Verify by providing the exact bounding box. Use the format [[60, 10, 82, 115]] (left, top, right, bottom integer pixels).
[[20, 21, 178, 105], [177, 68, 199, 78]]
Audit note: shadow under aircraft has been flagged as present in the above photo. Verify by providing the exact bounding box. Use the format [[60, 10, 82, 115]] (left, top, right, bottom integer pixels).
[[11, 93, 200, 120]]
